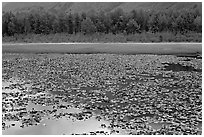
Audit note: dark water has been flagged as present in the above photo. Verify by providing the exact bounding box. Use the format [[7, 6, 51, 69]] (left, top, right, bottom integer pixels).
[[163, 63, 202, 72]]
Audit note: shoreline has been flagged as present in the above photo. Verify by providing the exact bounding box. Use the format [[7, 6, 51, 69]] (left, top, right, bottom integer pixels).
[[2, 42, 202, 45], [2, 43, 202, 55]]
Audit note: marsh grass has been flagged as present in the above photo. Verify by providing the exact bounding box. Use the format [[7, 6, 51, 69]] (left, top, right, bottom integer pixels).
[[2, 32, 201, 43]]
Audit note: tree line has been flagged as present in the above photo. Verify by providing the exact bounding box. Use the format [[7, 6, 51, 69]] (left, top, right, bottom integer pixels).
[[2, 7, 202, 36]]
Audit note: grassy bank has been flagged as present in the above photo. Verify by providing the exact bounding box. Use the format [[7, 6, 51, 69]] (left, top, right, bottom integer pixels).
[[3, 43, 202, 55], [2, 32, 202, 43]]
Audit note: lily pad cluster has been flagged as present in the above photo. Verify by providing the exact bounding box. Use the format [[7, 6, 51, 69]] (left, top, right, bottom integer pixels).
[[2, 53, 202, 135]]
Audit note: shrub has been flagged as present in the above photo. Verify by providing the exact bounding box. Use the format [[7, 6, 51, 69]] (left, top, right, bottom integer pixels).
[[81, 18, 97, 35]]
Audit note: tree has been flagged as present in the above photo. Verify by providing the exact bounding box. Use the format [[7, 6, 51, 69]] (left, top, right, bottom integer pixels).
[[81, 17, 96, 35], [126, 19, 140, 34], [44, 13, 56, 34], [67, 13, 74, 34], [39, 13, 51, 34], [157, 14, 168, 32], [137, 9, 149, 31], [24, 17, 31, 34], [73, 13, 81, 34], [110, 8, 125, 33], [58, 13, 67, 33], [28, 13, 35, 33], [2, 12, 16, 36], [193, 16, 202, 32], [93, 10, 107, 33], [52, 18, 59, 33], [130, 10, 137, 20], [2, 7, 201, 36], [103, 13, 112, 34], [95, 19, 106, 33], [81, 12, 87, 20], [174, 15, 185, 33], [148, 14, 159, 33], [87, 9, 97, 23], [31, 13, 42, 34], [7, 21, 16, 36], [14, 12, 25, 34]]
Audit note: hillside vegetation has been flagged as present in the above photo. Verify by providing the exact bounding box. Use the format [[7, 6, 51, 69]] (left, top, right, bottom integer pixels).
[[3, 2, 201, 14], [2, 3, 202, 43], [2, 32, 201, 43]]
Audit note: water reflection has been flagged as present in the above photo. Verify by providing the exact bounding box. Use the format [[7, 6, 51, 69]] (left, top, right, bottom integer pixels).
[[3, 117, 110, 135], [148, 122, 171, 130], [2, 82, 111, 135], [2, 54, 202, 135]]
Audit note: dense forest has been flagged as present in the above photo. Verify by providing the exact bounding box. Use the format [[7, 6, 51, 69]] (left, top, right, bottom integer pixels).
[[2, 7, 202, 42]]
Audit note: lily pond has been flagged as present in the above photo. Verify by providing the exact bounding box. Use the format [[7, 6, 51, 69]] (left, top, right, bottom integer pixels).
[[2, 53, 202, 135]]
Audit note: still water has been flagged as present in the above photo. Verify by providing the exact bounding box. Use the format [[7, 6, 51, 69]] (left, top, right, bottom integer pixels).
[[2, 91, 111, 135], [2, 54, 202, 135], [2, 79, 113, 135], [3, 117, 110, 135]]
